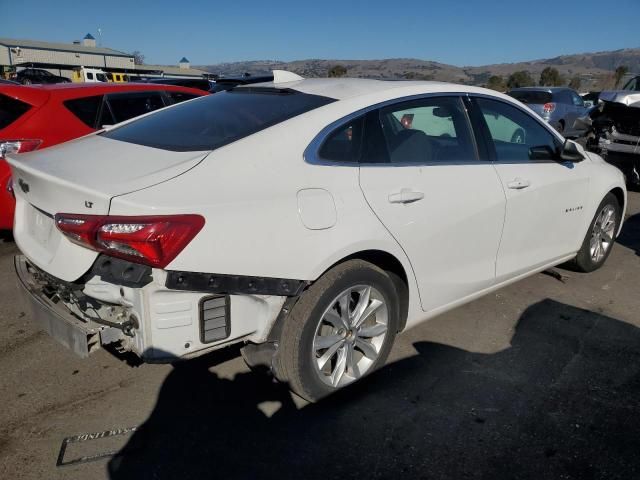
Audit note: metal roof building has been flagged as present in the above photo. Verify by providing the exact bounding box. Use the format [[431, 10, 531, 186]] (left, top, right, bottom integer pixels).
[[0, 36, 209, 79]]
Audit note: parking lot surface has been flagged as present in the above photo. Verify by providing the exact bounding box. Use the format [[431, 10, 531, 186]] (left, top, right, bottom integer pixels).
[[1, 193, 639, 480]]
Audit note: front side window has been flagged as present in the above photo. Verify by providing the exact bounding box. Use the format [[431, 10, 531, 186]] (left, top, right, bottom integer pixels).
[[474, 97, 560, 162], [96, 74, 107, 82], [102, 88, 335, 151], [378, 96, 476, 164]]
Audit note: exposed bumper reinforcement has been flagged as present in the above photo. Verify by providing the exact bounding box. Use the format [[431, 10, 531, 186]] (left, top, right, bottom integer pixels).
[[15, 255, 102, 357]]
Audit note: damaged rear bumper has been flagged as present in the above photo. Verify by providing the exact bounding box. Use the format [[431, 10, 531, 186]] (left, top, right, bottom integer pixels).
[[15, 255, 102, 357], [14, 254, 289, 362]]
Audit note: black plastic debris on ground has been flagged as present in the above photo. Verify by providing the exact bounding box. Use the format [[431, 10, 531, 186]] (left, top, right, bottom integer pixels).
[[56, 426, 137, 467]]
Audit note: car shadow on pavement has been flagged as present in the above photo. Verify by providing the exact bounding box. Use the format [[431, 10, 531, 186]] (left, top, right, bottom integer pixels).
[[107, 299, 640, 480], [617, 212, 640, 256]]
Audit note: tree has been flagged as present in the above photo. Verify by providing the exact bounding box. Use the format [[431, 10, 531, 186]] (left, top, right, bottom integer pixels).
[[614, 65, 629, 87], [328, 65, 347, 78], [486, 75, 506, 91], [131, 50, 145, 65], [568, 76, 582, 91], [506, 71, 535, 89], [539, 67, 564, 86]]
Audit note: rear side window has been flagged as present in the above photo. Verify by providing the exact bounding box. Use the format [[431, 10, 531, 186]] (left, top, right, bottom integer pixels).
[[319, 116, 364, 163], [165, 91, 201, 104], [102, 88, 336, 151], [64, 95, 103, 128], [106, 92, 166, 123], [0, 94, 31, 129], [378, 96, 476, 164], [508, 90, 552, 105]]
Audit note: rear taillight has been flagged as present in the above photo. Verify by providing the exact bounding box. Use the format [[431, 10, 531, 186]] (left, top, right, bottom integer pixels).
[[543, 103, 556, 114], [54, 214, 205, 268], [0, 139, 42, 159]]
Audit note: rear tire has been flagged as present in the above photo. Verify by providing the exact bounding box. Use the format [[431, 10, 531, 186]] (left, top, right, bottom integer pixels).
[[274, 260, 399, 402], [569, 193, 621, 272]]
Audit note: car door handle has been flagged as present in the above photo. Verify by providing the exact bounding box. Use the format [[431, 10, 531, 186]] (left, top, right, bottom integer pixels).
[[388, 188, 425, 204], [507, 178, 531, 190]]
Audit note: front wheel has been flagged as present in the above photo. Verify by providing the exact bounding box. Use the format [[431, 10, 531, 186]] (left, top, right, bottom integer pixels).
[[274, 260, 400, 402], [570, 193, 621, 272]]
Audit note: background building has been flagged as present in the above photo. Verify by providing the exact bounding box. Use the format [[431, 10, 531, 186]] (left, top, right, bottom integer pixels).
[[0, 35, 209, 80]]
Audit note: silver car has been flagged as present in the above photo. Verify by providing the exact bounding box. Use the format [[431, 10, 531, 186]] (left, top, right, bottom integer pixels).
[[508, 87, 591, 137]]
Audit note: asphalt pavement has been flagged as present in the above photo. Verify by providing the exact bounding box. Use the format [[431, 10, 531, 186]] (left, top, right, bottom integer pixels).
[[1, 193, 639, 480]]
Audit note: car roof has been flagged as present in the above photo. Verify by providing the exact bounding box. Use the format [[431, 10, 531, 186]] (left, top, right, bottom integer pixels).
[[215, 75, 274, 84], [509, 87, 572, 93], [236, 77, 496, 101], [0, 82, 206, 102]]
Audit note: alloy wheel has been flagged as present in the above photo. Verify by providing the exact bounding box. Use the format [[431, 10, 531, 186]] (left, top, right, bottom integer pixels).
[[590, 204, 617, 263], [312, 285, 388, 388]]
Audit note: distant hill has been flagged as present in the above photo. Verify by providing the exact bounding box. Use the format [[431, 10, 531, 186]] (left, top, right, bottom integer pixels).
[[197, 48, 640, 90]]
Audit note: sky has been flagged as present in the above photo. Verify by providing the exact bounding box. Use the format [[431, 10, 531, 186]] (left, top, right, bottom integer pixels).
[[2, 0, 640, 67]]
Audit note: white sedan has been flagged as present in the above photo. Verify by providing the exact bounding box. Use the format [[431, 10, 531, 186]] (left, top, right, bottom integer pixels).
[[8, 71, 626, 402]]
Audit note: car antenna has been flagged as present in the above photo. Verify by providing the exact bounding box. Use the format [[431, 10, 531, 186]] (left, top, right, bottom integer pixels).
[[272, 70, 304, 84]]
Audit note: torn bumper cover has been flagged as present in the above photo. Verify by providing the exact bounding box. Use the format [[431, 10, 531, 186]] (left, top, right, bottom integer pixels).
[[15, 254, 290, 362], [15, 255, 104, 357]]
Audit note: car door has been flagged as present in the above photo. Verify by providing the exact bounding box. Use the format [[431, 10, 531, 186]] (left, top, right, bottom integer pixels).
[[469, 96, 590, 282], [357, 95, 506, 312]]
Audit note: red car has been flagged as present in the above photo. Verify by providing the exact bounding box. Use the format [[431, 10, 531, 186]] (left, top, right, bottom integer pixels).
[[0, 83, 206, 230]]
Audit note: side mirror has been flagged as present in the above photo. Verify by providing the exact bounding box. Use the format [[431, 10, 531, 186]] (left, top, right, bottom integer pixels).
[[529, 145, 556, 161], [560, 139, 584, 162]]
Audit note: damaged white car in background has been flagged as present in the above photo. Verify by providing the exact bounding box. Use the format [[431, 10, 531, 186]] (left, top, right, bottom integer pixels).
[[577, 76, 640, 186]]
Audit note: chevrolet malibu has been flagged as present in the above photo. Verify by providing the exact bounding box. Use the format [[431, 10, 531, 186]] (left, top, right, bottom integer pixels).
[[8, 72, 626, 402]]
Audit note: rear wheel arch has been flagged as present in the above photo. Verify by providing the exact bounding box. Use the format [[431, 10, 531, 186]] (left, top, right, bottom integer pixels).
[[312, 249, 410, 333]]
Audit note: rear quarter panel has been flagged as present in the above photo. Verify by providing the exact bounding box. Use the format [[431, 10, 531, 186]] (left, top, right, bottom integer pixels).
[[108, 102, 424, 325]]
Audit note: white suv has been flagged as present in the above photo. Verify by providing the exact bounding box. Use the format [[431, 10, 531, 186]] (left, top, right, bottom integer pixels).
[[8, 73, 626, 401]]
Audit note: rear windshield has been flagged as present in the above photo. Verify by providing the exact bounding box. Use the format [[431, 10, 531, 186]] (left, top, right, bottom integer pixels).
[[0, 94, 31, 130], [101, 88, 335, 151], [508, 90, 553, 105]]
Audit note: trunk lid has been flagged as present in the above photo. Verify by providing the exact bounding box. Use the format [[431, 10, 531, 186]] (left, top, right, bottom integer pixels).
[[7, 135, 209, 281]]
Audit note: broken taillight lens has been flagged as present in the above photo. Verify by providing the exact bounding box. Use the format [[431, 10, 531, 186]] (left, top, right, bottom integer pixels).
[[54, 214, 205, 268], [0, 139, 42, 158], [543, 103, 556, 114]]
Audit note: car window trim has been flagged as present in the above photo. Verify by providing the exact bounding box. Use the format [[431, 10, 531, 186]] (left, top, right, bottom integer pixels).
[[466, 93, 565, 165], [305, 92, 482, 167]]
